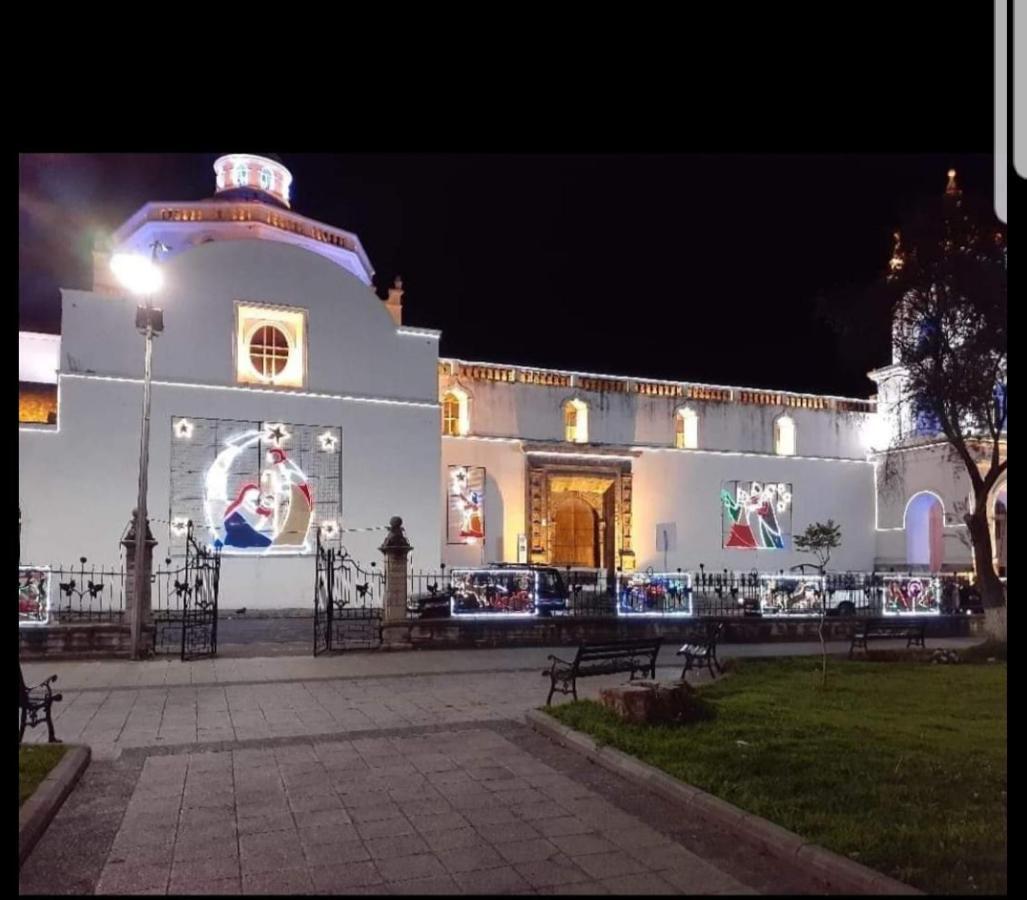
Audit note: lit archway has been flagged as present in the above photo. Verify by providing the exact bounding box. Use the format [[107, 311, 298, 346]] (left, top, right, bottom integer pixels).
[[904, 491, 945, 572], [992, 483, 1007, 577]]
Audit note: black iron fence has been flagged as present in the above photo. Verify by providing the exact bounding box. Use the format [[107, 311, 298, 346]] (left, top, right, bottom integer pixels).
[[314, 531, 385, 653], [18, 525, 221, 660], [405, 564, 983, 620]]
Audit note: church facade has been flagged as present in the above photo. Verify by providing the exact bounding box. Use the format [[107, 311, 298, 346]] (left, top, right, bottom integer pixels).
[[18, 155, 1005, 609]]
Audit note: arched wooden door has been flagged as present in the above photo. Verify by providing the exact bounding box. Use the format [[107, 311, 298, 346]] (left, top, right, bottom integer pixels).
[[552, 497, 599, 567]]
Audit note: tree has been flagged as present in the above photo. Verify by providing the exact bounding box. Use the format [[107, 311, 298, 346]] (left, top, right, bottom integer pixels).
[[820, 172, 1006, 640], [794, 520, 841, 688], [883, 173, 1007, 637]]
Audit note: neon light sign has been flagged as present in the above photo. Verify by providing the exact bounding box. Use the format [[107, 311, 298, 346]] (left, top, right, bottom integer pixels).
[[722, 481, 792, 550]]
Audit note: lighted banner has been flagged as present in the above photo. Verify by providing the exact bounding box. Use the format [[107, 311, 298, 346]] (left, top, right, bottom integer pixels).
[[721, 481, 792, 550], [169, 417, 342, 556], [882, 575, 941, 616], [19, 567, 51, 626], [448, 567, 567, 617], [618, 571, 693, 616], [447, 466, 485, 545]]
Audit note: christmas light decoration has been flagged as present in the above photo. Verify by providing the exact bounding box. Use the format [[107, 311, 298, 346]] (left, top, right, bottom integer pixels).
[[318, 431, 339, 452], [722, 481, 792, 550], [447, 466, 485, 544], [617, 571, 693, 616], [319, 519, 340, 539], [170, 517, 190, 537], [60, 372, 438, 409], [18, 566, 51, 627], [174, 418, 194, 439], [203, 428, 314, 554], [262, 422, 291, 446]]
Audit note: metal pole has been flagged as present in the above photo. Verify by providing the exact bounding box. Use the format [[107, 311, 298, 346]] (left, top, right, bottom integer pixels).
[[130, 241, 163, 661], [130, 319, 154, 660]]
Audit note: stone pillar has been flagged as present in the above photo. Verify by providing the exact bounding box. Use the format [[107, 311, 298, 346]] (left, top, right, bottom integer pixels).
[[121, 510, 157, 655], [379, 516, 412, 626]]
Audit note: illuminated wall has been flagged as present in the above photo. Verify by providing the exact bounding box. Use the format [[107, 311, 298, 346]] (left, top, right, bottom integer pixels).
[[19, 240, 442, 607]]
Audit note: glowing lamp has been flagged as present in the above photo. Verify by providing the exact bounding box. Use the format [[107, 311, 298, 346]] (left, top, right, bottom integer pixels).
[[111, 253, 163, 296]]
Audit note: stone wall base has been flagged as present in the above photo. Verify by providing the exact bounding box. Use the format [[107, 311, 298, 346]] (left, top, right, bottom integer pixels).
[[382, 615, 982, 650], [19, 624, 155, 660]]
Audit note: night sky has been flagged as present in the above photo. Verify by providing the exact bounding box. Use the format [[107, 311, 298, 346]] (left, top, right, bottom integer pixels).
[[19, 152, 994, 398]]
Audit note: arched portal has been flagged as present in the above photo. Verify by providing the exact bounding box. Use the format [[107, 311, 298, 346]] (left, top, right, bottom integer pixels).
[[552, 496, 599, 568], [905, 492, 945, 572]]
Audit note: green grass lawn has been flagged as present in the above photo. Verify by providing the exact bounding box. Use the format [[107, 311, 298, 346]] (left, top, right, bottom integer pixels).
[[19, 745, 69, 808], [548, 656, 1006, 895]]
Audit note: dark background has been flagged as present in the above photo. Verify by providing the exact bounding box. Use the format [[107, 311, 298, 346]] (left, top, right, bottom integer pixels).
[[19, 0, 998, 401]]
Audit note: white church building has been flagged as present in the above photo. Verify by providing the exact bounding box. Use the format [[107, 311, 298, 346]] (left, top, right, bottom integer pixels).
[[18, 155, 1006, 609]]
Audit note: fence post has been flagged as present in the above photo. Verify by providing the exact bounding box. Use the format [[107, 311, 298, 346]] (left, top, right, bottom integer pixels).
[[379, 517, 412, 647], [121, 509, 157, 658]]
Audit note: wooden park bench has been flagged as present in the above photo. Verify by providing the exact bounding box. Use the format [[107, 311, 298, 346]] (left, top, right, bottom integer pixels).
[[677, 621, 725, 679], [849, 619, 927, 658], [543, 638, 662, 705], [19, 664, 62, 744]]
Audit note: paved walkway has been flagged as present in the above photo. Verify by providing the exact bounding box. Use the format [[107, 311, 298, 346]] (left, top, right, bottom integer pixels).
[[20, 639, 982, 895]]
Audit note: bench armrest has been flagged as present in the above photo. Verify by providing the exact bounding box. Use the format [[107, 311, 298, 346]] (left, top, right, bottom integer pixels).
[[543, 654, 574, 677]]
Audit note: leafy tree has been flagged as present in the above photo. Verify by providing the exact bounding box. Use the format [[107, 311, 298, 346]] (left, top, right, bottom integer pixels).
[[821, 172, 1006, 638], [884, 174, 1006, 635], [794, 520, 841, 688]]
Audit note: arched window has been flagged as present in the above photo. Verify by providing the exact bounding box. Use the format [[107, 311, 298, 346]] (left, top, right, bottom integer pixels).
[[774, 415, 796, 456], [441, 389, 469, 436], [232, 163, 248, 187], [675, 407, 699, 449], [564, 399, 588, 443], [260, 167, 274, 191]]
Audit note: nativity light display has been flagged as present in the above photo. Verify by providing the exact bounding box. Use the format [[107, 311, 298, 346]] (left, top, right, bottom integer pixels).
[[202, 429, 313, 553]]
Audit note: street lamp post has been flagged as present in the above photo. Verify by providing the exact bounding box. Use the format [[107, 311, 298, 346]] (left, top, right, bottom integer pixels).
[[112, 241, 167, 660]]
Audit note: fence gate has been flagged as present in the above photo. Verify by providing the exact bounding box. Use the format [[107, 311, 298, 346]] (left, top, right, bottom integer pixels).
[[313, 531, 383, 655], [153, 524, 220, 660], [180, 526, 220, 660]]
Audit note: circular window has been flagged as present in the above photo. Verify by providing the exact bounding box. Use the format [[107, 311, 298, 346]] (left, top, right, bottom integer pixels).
[[249, 325, 291, 379]]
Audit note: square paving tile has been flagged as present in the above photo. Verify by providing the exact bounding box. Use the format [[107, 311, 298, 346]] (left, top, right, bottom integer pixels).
[[436, 842, 506, 874], [241, 865, 314, 894], [514, 856, 590, 888], [453, 864, 533, 894], [374, 852, 447, 883], [309, 860, 383, 892]]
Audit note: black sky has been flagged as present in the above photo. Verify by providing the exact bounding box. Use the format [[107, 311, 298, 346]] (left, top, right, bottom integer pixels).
[[19, 151, 994, 398]]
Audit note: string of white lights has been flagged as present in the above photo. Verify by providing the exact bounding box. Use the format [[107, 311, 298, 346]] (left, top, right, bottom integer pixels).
[[57, 372, 439, 409]]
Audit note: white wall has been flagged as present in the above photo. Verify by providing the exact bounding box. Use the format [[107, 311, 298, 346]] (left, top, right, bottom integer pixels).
[[630, 450, 877, 572], [62, 240, 438, 403], [19, 332, 60, 384], [440, 376, 873, 459], [20, 240, 441, 609], [872, 444, 974, 570], [440, 438, 525, 569]]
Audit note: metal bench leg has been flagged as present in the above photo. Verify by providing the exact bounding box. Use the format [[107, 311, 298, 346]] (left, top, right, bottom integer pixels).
[[45, 705, 60, 744], [571, 680, 578, 702], [546, 679, 556, 706], [19, 710, 27, 745], [712, 647, 723, 674], [706, 653, 715, 680]]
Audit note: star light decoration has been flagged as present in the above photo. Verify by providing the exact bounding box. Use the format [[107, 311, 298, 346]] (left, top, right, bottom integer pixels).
[[320, 520, 340, 539], [262, 422, 291, 447], [174, 418, 194, 440], [171, 516, 190, 537], [318, 431, 339, 453]]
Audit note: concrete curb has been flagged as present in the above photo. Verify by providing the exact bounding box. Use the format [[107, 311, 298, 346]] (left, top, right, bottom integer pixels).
[[19, 744, 91, 868], [525, 709, 922, 895]]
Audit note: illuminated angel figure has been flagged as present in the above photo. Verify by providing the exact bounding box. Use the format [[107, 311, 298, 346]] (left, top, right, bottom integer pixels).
[[459, 490, 484, 539]]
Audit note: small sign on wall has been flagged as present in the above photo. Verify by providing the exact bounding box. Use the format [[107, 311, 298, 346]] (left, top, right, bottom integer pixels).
[[655, 523, 677, 554]]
